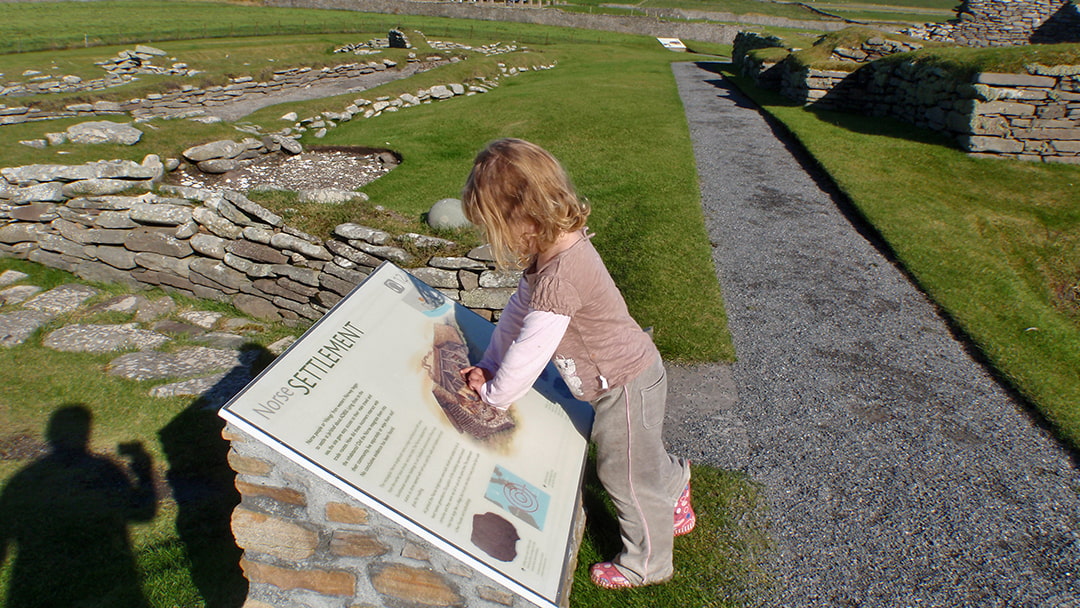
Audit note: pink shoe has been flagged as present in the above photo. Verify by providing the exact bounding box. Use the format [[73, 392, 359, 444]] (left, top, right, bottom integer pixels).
[[674, 482, 696, 537], [590, 562, 634, 589]]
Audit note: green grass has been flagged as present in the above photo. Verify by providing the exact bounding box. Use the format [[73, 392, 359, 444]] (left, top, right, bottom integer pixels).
[[0, 260, 261, 608], [0, 258, 761, 607], [239, 36, 733, 361], [0, 9, 756, 607], [1, 25, 734, 362], [574, 460, 770, 606], [718, 65, 1080, 450]]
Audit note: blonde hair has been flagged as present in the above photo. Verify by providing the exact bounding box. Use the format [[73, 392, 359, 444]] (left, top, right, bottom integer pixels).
[[462, 138, 590, 269]]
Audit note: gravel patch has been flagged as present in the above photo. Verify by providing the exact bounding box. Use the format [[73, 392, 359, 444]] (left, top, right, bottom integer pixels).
[[669, 61, 1080, 607], [169, 149, 394, 193]]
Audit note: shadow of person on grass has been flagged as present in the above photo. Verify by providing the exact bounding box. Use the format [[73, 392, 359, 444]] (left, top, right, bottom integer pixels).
[[0, 405, 155, 608], [158, 344, 274, 608]]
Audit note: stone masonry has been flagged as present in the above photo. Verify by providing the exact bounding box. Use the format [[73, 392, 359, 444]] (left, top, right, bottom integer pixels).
[[734, 32, 1080, 163], [224, 421, 573, 608], [904, 0, 1080, 46], [0, 157, 520, 324], [0, 59, 415, 126]]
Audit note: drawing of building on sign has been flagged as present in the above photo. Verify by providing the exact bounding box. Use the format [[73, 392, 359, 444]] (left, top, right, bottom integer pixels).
[[424, 322, 516, 440]]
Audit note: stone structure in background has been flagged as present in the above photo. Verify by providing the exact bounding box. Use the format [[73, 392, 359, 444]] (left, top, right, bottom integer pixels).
[[388, 28, 411, 48], [733, 31, 1080, 164], [903, 0, 1080, 46]]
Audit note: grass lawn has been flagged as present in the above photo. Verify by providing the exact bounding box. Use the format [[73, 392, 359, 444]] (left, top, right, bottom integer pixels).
[[717, 65, 1080, 450], [0, 6, 763, 607]]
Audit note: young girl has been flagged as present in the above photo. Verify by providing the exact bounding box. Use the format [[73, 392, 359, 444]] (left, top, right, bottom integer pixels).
[[458, 138, 696, 589]]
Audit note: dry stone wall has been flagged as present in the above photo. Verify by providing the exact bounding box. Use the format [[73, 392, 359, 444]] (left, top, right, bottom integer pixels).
[[0, 157, 518, 325], [904, 0, 1080, 46], [734, 34, 1080, 163]]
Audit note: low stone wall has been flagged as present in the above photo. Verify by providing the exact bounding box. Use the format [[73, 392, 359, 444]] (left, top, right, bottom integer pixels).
[[0, 59, 415, 126], [904, 0, 1080, 47], [223, 423, 545, 608], [735, 38, 1080, 163], [0, 158, 518, 325]]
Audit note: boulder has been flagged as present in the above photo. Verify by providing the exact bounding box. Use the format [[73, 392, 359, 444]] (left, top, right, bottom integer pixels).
[[66, 121, 142, 145], [388, 29, 410, 49], [426, 198, 471, 230]]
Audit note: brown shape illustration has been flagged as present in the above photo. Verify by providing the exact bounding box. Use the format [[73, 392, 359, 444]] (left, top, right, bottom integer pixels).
[[471, 511, 520, 562], [424, 322, 515, 440]]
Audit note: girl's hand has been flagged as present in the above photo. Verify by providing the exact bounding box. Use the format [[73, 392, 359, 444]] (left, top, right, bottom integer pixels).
[[459, 365, 493, 394]]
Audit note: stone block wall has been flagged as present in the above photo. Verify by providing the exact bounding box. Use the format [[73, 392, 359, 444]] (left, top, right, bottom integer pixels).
[[0, 158, 519, 325], [735, 42, 1080, 163], [903, 0, 1080, 46], [223, 423, 551, 608], [952, 0, 1080, 46]]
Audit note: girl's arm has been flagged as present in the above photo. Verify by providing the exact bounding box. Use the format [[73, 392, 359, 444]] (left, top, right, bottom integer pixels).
[[474, 277, 531, 372], [475, 309, 570, 409]]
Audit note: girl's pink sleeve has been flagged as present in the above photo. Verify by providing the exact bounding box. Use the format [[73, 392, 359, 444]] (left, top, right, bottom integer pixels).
[[476, 277, 530, 372], [477, 309, 571, 409]]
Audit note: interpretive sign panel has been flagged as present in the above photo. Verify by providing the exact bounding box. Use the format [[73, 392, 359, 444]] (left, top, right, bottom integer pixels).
[[220, 262, 592, 608]]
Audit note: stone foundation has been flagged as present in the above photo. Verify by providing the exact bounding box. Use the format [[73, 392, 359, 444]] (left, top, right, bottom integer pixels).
[[734, 33, 1080, 164], [0, 158, 519, 324], [223, 423, 581, 607]]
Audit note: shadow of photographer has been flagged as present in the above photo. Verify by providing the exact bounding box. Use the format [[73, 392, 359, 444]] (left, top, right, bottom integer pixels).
[[0, 405, 155, 607]]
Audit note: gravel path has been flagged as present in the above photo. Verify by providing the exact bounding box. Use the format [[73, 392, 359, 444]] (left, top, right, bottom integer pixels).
[[665, 61, 1080, 607]]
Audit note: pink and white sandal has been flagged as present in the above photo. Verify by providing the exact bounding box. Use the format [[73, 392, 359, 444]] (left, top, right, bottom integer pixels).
[[590, 562, 634, 589], [674, 482, 696, 536]]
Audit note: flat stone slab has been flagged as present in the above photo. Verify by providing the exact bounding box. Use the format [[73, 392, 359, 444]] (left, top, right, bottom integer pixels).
[[150, 368, 254, 408], [133, 296, 177, 323], [43, 323, 170, 353], [0, 285, 42, 305], [179, 310, 224, 329], [0, 310, 52, 347], [23, 284, 99, 316], [91, 294, 149, 315], [107, 346, 243, 380], [193, 332, 249, 349], [0, 270, 29, 287]]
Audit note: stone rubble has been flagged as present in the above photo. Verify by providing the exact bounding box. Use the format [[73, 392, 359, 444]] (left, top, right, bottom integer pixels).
[[0, 45, 198, 99]]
